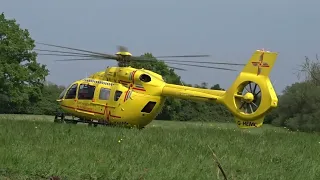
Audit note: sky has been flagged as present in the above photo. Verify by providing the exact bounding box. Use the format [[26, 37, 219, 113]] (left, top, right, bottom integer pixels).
[[2, 0, 320, 94]]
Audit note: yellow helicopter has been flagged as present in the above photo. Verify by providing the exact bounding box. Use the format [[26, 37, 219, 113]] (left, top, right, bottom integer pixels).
[[35, 43, 278, 129]]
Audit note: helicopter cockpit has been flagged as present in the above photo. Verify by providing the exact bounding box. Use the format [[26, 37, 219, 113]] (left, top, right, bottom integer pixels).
[[58, 84, 77, 100], [57, 80, 124, 104]]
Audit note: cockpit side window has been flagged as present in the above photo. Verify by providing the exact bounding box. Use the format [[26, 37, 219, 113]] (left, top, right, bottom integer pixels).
[[78, 84, 96, 100], [114, 90, 122, 101], [65, 84, 78, 99]]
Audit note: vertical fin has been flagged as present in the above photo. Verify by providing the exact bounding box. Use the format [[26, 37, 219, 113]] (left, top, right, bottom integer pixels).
[[241, 49, 278, 76]]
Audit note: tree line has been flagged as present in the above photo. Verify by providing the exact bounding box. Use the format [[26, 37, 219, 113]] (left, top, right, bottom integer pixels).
[[1, 12, 319, 132]]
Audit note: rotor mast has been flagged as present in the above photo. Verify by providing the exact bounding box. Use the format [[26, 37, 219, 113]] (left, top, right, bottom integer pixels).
[[115, 46, 132, 67]]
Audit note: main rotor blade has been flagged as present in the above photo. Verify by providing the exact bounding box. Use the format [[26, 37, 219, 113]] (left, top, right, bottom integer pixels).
[[34, 49, 95, 56], [166, 62, 238, 71], [37, 53, 101, 58], [54, 58, 108, 61], [115, 45, 210, 58], [36, 42, 118, 60], [34, 44, 243, 68], [51, 57, 236, 71], [161, 59, 245, 66], [168, 66, 187, 71], [118, 46, 128, 52], [155, 55, 210, 58], [131, 56, 245, 66], [35, 43, 213, 62], [46, 55, 243, 68]]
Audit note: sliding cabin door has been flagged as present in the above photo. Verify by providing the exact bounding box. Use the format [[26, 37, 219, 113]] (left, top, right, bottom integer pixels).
[[92, 84, 120, 122], [75, 83, 97, 117], [91, 85, 111, 120], [106, 84, 124, 120]]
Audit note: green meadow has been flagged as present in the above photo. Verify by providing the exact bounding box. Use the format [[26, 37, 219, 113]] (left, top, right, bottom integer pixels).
[[0, 115, 319, 180]]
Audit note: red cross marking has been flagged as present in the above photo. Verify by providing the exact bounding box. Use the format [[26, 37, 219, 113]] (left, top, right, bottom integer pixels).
[[251, 51, 269, 75]]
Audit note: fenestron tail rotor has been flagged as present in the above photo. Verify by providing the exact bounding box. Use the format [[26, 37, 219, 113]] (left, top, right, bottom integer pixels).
[[34, 42, 245, 72], [234, 81, 262, 114]]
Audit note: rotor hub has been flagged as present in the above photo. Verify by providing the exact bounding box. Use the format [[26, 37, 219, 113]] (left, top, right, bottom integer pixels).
[[115, 51, 132, 67], [234, 81, 262, 114], [243, 92, 254, 103]]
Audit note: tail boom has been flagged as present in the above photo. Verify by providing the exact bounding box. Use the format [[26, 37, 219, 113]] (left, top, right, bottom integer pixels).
[[161, 83, 223, 102]]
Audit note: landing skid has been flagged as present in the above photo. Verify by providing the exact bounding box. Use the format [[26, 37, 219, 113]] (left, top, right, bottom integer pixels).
[[53, 112, 142, 129], [64, 118, 109, 127], [54, 112, 65, 123], [54, 112, 108, 127]]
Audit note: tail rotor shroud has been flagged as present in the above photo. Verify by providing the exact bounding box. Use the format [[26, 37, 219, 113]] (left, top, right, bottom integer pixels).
[[218, 49, 278, 128], [235, 81, 262, 115]]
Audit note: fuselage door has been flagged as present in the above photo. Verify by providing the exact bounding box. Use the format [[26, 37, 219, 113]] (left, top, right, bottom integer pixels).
[[109, 84, 124, 108], [76, 83, 96, 116], [104, 84, 125, 120], [94, 85, 112, 118]]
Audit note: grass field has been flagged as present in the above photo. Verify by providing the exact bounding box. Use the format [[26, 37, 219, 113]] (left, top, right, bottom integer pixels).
[[0, 114, 319, 180]]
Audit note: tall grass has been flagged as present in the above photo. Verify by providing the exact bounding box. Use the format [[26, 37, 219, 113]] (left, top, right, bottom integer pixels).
[[0, 116, 319, 180]]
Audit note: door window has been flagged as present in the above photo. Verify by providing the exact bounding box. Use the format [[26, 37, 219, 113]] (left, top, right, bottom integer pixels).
[[114, 90, 122, 101], [78, 84, 96, 100], [99, 88, 111, 100], [65, 84, 78, 99]]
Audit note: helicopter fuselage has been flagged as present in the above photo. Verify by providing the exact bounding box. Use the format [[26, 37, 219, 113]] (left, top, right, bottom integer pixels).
[[56, 67, 167, 128]]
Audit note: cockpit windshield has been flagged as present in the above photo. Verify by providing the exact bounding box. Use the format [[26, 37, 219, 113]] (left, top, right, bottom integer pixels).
[[59, 84, 71, 99], [58, 87, 68, 99]]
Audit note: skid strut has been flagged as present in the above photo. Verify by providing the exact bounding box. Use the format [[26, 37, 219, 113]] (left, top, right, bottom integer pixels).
[[53, 112, 139, 129], [54, 112, 110, 127], [54, 112, 65, 123]]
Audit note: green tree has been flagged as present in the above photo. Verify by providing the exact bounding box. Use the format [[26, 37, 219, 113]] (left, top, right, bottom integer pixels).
[[26, 82, 66, 115], [272, 82, 320, 132], [174, 83, 233, 122], [0, 13, 49, 113], [299, 55, 320, 85], [270, 55, 320, 132], [210, 83, 224, 90]]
